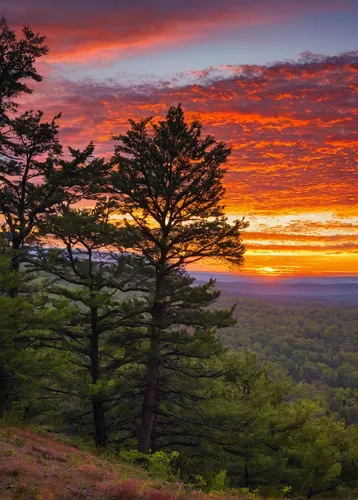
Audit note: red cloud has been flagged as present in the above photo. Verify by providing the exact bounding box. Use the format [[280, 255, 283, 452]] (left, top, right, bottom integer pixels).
[[15, 49, 358, 275], [3, 0, 358, 61], [21, 51, 358, 216]]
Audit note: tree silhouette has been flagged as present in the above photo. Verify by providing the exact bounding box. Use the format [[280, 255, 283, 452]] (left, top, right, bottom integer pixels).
[[0, 109, 109, 293], [111, 104, 248, 453], [0, 16, 48, 116]]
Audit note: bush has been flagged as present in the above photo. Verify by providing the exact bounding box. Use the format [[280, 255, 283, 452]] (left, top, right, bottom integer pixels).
[[147, 451, 179, 481], [210, 469, 227, 491], [190, 475, 207, 492], [120, 450, 180, 481]]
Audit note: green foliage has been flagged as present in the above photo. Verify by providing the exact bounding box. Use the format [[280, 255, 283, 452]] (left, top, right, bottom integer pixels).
[[219, 296, 358, 424], [120, 449, 179, 481], [147, 451, 180, 481], [0, 402, 26, 426], [29, 201, 150, 446], [120, 449, 148, 464], [210, 470, 227, 491], [191, 475, 207, 491], [0, 243, 71, 419]]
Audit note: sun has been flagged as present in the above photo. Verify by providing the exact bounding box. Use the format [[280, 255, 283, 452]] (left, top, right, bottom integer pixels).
[[257, 266, 281, 276]]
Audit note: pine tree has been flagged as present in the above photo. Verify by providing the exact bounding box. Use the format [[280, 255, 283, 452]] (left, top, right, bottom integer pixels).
[[0, 121, 110, 291], [0, 19, 110, 292], [145, 271, 233, 452], [0, 234, 68, 418], [108, 270, 236, 451], [111, 104, 248, 453], [0, 16, 48, 116], [0, 110, 62, 276], [33, 201, 149, 446]]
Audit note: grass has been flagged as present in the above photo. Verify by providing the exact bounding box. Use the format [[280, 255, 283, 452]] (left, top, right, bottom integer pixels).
[[0, 425, 257, 499]]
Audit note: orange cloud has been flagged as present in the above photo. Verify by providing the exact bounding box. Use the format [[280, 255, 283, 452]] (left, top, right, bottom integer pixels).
[[4, 0, 358, 62], [16, 49, 358, 275], [3, 1, 282, 62]]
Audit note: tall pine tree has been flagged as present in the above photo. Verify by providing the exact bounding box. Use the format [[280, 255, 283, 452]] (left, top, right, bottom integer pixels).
[[0, 19, 110, 291], [33, 201, 149, 446], [111, 104, 248, 453]]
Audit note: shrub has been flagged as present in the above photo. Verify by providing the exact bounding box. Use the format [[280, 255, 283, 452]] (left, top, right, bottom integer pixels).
[[147, 451, 179, 481], [210, 469, 227, 491], [120, 450, 180, 481], [120, 449, 148, 466], [190, 475, 207, 492], [0, 403, 26, 426]]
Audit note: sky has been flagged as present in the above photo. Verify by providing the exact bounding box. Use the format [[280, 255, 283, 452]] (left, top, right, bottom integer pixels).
[[2, 0, 358, 276]]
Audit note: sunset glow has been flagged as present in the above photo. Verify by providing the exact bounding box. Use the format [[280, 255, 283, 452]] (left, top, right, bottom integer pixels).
[[256, 267, 282, 277], [3, 0, 358, 276]]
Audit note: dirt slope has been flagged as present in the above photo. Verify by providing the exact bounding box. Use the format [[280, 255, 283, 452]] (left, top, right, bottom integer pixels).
[[0, 426, 251, 500]]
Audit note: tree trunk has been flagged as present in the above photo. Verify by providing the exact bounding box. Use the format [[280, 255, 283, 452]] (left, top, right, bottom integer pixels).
[[0, 366, 7, 418], [138, 298, 164, 454], [90, 306, 107, 447], [138, 332, 160, 453], [92, 395, 107, 447], [11, 249, 20, 273], [244, 454, 249, 488], [151, 394, 159, 453], [9, 239, 21, 298]]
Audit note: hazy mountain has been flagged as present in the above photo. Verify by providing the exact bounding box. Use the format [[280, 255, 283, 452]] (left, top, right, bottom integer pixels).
[[191, 272, 358, 305]]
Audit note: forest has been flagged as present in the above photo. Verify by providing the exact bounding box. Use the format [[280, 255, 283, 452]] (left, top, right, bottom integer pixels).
[[220, 297, 358, 424], [1, 18, 358, 500]]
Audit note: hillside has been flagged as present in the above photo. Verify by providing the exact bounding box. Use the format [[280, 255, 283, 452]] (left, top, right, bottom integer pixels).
[[0, 426, 252, 500]]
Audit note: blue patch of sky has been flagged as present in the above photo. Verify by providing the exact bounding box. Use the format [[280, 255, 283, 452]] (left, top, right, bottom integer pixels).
[[52, 10, 358, 84]]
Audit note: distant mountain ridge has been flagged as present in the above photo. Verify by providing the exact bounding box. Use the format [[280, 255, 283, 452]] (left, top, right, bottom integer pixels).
[[191, 272, 358, 305]]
